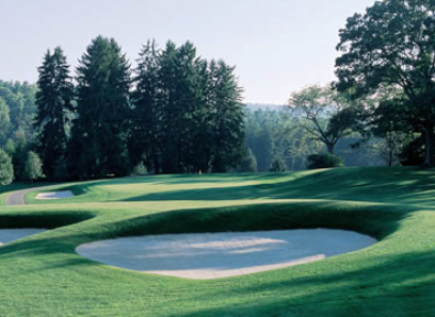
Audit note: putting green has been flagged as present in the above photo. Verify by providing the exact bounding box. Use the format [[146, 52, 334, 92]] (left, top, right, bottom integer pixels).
[[0, 166, 434, 316]]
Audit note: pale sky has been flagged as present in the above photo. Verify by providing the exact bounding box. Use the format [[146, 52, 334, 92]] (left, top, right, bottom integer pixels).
[[0, 0, 376, 104]]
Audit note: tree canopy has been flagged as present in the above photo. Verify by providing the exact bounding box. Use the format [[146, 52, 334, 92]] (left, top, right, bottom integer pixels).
[[287, 84, 352, 154], [336, 0, 435, 165]]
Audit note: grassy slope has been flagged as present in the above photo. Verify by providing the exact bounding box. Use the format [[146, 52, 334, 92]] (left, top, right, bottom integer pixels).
[[1, 167, 435, 316]]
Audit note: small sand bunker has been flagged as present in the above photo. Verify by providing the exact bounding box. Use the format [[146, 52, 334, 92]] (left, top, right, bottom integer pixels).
[[36, 191, 74, 200], [0, 229, 46, 246], [76, 229, 377, 279]]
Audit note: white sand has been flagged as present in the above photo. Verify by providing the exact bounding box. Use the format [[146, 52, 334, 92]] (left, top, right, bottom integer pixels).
[[76, 229, 377, 279], [36, 191, 74, 200], [0, 229, 46, 246]]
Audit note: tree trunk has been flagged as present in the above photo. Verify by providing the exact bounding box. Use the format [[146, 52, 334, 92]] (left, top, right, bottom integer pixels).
[[326, 142, 335, 155], [423, 121, 435, 167], [388, 150, 393, 167]]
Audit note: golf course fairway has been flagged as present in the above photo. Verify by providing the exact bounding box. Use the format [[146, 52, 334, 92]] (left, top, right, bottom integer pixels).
[[0, 166, 434, 316]]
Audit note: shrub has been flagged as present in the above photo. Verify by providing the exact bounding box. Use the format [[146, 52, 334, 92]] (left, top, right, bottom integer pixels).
[[132, 162, 148, 176], [25, 151, 44, 183], [307, 153, 344, 169], [270, 157, 287, 172], [239, 148, 258, 173]]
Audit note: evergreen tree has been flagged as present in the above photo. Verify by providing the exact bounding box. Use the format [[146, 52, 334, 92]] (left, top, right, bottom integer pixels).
[[210, 61, 244, 172], [71, 36, 131, 179], [130, 40, 163, 173], [0, 149, 14, 186], [130, 41, 244, 174], [34, 47, 74, 180], [159, 41, 200, 173]]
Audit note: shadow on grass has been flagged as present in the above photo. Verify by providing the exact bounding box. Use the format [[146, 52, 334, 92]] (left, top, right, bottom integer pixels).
[[0, 211, 95, 230], [171, 249, 435, 317], [115, 167, 435, 206]]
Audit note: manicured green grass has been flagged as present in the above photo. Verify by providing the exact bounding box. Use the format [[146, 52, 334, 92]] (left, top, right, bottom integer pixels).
[[2, 167, 435, 316]]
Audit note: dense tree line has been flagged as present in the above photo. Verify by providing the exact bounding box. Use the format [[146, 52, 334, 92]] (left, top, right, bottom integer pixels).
[[30, 36, 245, 181], [4, 0, 435, 184], [129, 40, 244, 175]]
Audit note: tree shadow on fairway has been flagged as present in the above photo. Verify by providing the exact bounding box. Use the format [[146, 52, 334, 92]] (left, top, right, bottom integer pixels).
[[95, 173, 286, 186], [117, 167, 435, 206], [173, 250, 435, 317]]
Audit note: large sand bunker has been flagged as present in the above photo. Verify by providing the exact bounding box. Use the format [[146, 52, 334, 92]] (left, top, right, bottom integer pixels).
[[76, 229, 377, 279], [0, 229, 46, 246], [36, 191, 74, 200]]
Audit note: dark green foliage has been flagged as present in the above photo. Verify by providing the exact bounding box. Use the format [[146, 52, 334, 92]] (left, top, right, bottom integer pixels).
[[270, 156, 287, 172], [131, 41, 244, 174], [0, 148, 14, 186], [209, 60, 245, 173], [307, 153, 344, 169], [129, 40, 162, 173], [34, 47, 74, 180], [70, 36, 131, 179], [336, 0, 435, 166], [400, 137, 425, 166]]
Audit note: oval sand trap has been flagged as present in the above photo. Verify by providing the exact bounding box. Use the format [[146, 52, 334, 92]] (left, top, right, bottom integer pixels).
[[77, 229, 377, 279], [0, 229, 46, 246], [36, 191, 74, 200]]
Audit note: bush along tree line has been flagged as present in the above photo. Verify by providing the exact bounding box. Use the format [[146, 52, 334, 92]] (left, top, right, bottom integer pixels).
[[27, 36, 245, 181]]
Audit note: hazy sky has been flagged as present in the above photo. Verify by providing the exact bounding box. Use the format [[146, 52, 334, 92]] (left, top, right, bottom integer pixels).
[[0, 0, 376, 104]]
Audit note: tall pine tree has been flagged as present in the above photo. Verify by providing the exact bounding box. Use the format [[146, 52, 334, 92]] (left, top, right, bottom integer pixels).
[[70, 36, 131, 179], [130, 40, 163, 173], [210, 60, 244, 172], [34, 47, 74, 180], [130, 41, 244, 174]]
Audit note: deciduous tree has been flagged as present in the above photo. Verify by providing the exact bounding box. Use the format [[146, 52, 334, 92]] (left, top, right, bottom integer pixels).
[[336, 0, 435, 166]]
